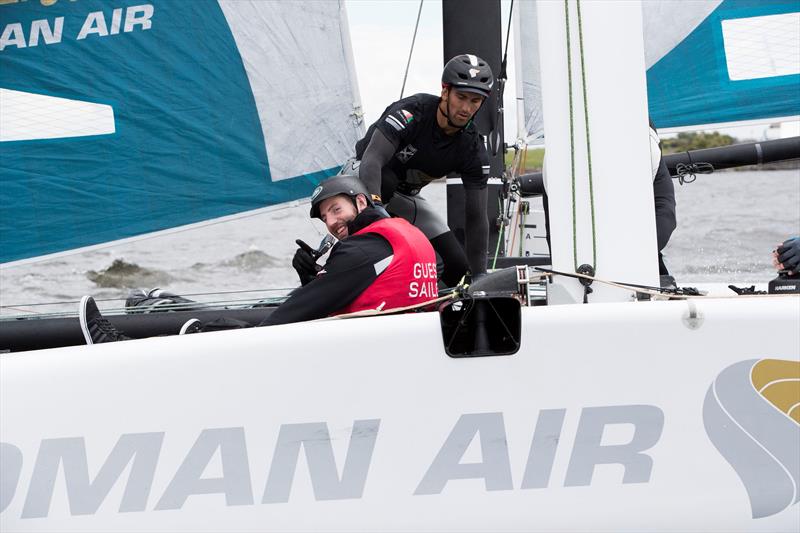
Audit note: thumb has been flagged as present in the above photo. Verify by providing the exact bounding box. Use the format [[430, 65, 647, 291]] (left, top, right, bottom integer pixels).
[[295, 239, 315, 254]]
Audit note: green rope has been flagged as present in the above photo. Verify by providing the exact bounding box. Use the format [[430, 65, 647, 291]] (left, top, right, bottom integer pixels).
[[576, 0, 597, 270], [564, 0, 578, 272], [491, 197, 505, 269], [564, 0, 598, 272]]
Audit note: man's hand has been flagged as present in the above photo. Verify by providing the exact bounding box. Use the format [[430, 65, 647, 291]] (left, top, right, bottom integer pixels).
[[775, 237, 800, 274], [293, 239, 321, 286]]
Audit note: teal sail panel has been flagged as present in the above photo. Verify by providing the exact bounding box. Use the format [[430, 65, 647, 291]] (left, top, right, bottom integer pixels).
[[0, 0, 360, 264], [647, 0, 800, 129], [516, 0, 799, 141]]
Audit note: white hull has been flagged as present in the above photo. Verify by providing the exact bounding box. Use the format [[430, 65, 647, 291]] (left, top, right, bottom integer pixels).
[[2, 295, 798, 531]]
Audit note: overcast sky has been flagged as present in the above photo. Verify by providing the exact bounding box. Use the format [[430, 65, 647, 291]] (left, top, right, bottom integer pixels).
[[345, 0, 521, 141]]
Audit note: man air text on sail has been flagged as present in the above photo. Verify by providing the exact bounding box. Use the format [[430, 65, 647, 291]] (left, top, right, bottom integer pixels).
[[0, 4, 154, 52]]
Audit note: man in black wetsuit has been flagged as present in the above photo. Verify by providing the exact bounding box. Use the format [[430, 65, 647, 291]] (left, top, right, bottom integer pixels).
[[349, 54, 494, 287], [648, 121, 677, 277], [78, 176, 438, 344]]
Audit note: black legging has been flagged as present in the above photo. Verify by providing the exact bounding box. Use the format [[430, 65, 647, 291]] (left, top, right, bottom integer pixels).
[[431, 231, 470, 287]]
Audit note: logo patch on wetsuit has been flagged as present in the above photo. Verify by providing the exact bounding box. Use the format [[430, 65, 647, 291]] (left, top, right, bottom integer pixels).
[[399, 109, 414, 123], [396, 144, 418, 163], [311, 185, 323, 200]]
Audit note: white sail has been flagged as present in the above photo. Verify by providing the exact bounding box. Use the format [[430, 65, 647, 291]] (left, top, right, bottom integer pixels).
[[517, 0, 800, 141]]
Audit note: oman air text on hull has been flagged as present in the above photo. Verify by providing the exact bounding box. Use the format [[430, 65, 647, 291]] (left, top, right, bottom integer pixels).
[[2, 405, 663, 518]]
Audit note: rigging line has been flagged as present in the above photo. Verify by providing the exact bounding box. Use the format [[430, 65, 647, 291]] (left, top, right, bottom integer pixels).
[[501, 0, 514, 78], [508, 195, 522, 258], [400, 0, 424, 99], [564, 0, 578, 272], [1, 287, 297, 310], [534, 267, 710, 299], [489, 0, 515, 160], [0, 201, 308, 270], [576, 0, 597, 270]]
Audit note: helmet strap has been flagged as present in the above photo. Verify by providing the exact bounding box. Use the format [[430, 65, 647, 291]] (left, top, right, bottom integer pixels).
[[439, 89, 463, 130]]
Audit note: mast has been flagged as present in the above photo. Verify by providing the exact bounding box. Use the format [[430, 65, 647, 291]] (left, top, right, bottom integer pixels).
[[441, 0, 505, 265], [537, 0, 659, 303]]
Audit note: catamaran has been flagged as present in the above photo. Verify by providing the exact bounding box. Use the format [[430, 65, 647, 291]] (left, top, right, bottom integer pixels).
[[1, 0, 798, 531]]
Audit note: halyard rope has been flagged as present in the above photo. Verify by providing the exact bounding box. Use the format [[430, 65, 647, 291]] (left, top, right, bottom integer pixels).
[[564, 0, 598, 272]]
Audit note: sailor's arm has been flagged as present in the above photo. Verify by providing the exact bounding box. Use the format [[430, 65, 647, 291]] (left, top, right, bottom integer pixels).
[[461, 143, 491, 277], [464, 186, 489, 277], [258, 236, 391, 326], [359, 129, 398, 197]]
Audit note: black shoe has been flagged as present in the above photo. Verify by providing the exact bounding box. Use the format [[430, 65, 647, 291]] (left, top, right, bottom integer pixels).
[[79, 296, 130, 344], [179, 318, 202, 335]]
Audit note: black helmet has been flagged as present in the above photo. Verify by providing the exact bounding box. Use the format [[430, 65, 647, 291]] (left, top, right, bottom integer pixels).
[[442, 54, 494, 98], [309, 174, 371, 219]]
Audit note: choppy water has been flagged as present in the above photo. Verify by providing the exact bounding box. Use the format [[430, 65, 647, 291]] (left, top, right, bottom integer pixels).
[[1, 170, 798, 317], [665, 169, 800, 282]]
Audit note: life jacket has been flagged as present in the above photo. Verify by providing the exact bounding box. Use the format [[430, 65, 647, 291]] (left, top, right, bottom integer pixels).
[[334, 217, 438, 315]]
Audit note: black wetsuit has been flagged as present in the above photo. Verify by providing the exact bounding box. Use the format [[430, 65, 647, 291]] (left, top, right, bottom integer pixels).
[[355, 93, 490, 284], [259, 208, 393, 326], [356, 94, 490, 196], [653, 152, 677, 275]]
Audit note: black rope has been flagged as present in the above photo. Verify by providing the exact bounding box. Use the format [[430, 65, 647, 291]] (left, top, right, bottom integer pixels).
[[674, 150, 714, 185], [501, 0, 514, 81]]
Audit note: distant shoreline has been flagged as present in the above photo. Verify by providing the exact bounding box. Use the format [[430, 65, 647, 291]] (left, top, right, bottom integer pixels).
[[508, 148, 799, 174]]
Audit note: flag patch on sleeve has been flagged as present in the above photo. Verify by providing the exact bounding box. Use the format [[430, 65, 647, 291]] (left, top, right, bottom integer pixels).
[[385, 115, 405, 131]]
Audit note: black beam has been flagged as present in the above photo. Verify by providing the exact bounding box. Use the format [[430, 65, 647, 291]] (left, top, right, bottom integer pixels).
[[664, 136, 800, 175], [516, 136, 800, 196], [0, 307, 277, 353], [442, 0, 505, 262]]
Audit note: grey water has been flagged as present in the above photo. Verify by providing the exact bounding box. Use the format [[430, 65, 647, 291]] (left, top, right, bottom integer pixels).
[[1, 169, 798, 317]]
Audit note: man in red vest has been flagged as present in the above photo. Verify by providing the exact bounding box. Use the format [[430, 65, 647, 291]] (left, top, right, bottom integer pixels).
[[78, 175, 439, 343], [263, 174, 439, 324]]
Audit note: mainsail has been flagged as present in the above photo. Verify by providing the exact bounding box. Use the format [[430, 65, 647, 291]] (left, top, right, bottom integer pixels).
[[0, 0, 363, 265], [517, 0, 800, 141]]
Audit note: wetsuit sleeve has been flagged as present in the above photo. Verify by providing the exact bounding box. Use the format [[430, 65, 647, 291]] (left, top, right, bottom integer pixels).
[[653, 156, 676, 251], [459, 138, 490, 190], [359, 129, 397, 197], [258, 235, 392, 326], [464, 187, 489, 276]]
